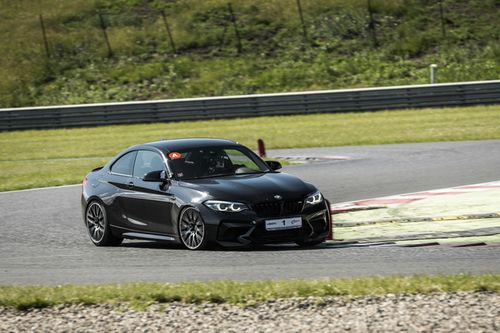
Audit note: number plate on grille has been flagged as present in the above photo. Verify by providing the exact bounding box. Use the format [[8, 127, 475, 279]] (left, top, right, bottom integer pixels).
[[265, 217, 302, 231]]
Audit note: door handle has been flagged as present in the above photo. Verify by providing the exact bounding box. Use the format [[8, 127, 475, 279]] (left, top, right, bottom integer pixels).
[[127, 182, 134, 189]]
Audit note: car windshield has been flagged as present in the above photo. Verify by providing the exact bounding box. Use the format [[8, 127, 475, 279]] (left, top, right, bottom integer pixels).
[[167, 146, 269, 180]]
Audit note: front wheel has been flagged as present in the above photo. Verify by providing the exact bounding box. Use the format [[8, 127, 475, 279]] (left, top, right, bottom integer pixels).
[[178, 207, 208, 250], [85, 201, 123, 246]]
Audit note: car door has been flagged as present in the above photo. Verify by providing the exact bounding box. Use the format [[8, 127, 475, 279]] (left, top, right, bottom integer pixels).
[[106, 151, 138, 229], [124, 149, 175, 235]]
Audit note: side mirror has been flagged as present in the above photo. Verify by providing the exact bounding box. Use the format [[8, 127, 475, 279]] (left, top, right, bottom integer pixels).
[[143, 170, 168, 182], [266, 160, 282, 171]]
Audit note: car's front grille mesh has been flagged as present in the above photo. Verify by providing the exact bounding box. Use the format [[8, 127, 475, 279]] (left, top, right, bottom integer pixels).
[[253, 200, 303, 217], [253, 202, 281, 217], [283, 201, 303, 215]]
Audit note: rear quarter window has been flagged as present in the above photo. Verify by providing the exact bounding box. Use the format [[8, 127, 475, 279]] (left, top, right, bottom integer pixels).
[[110, 151, 137, 176]]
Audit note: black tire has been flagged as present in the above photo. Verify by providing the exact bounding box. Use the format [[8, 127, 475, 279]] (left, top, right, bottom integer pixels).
[[178, 207, 209, 250], [85, 201, 123, 246], [296, 239, 325, 247]]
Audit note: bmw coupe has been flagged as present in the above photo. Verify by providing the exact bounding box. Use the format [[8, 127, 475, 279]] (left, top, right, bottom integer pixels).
[[81, 138, 331, 250]]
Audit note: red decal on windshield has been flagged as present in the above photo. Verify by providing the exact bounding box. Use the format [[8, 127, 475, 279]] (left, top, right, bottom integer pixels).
[[169, 152, 182, 159]]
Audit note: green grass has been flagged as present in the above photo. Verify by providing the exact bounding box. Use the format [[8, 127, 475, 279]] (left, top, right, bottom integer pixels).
[[1, 274, 498, 310], [0, 0, 499, 107], [1, 105, 500, 192]]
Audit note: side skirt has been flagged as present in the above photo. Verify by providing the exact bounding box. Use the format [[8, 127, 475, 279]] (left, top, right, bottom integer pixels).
[[122, 232, 175, 242], [110, 224, 178, 242]]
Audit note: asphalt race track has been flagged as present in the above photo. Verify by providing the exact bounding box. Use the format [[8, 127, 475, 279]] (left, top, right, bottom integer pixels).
[[271, 140, 500, 202], [1, 140, 499, 285]]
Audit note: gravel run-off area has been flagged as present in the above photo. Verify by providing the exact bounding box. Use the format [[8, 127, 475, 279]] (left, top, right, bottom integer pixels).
[[1, 292, 498, 333]]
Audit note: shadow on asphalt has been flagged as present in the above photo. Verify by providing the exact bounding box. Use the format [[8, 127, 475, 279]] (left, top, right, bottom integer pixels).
[[119, 240, 363, 251], [121, 241, 185, 250]]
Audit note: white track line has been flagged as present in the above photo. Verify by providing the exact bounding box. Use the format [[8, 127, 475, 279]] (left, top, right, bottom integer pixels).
[[2, 180, 500, 198], [0, 184, 80, 195]]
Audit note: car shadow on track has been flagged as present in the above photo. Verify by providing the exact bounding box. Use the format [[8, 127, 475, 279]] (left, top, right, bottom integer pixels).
[[119, 240, 363, 251], [120, 241, 185, 250]]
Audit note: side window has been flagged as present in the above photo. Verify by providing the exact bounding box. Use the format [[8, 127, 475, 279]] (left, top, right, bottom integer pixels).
[[133, 150, 165, 178], [110, 151, 137, 176]]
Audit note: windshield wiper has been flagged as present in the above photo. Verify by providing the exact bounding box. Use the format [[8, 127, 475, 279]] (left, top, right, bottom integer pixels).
[[234, 171, 266, 175], [180, 173, 234, 180], [180, 172, 266, 180]]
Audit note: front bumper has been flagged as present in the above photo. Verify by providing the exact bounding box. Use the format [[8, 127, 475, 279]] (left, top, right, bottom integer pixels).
[[201, 200, 331, 247]]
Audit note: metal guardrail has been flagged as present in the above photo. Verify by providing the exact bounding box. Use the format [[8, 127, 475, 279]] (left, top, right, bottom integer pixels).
[[1, 80, 499, 131]]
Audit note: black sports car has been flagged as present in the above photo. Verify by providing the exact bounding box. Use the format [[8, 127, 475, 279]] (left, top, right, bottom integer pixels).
[[81, 138, 331, 250]]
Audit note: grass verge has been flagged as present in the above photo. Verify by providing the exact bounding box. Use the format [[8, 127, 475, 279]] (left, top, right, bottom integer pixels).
[[1, 274, 499, 310], [1, 105, 500, 191]]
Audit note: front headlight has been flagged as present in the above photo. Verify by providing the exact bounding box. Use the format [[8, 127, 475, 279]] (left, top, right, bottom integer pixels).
[[204, 200, 248, 212], [305, 190, 323, 206]]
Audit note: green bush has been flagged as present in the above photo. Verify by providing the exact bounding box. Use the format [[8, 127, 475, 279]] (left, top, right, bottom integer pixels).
[[0, 0, 499, 107]]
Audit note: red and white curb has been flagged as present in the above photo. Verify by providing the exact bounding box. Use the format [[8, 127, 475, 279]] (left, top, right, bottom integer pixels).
[[330, 180, 500, 214]]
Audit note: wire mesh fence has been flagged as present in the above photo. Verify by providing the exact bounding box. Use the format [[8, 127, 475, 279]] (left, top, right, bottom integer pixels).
[[0, 0, 458, 61], [1, 0, 497, 109]]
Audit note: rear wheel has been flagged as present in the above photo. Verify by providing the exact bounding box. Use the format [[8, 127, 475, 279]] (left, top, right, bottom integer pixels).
[[179, 207, 208, 250], [85, 201, 123, 246]]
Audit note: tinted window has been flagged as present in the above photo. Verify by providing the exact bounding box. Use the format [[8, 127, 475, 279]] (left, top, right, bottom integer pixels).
[[110, 151, 137, 176], [133, 150, 165, 178], [167, 146, 268, 180], [225, 149, 261, 170]]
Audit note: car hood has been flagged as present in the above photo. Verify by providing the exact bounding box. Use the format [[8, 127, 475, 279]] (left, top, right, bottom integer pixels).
[[179, 172, 316, 203]]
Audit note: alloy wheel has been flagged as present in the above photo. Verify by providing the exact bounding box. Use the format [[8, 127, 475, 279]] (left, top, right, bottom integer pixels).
[[86, 201, 106, 243], [179, 208, 206, 250]]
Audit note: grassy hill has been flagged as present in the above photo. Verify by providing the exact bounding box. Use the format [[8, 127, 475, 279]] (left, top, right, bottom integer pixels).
[[1, 0, 499, 108]]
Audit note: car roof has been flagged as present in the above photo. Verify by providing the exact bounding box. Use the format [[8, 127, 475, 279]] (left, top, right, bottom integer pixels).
[[132, 138, 239, 153]]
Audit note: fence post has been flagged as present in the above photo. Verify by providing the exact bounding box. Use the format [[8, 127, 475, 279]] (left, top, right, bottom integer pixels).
[[296, 0, 308, 44], [367, 0, 378, 47], [98, 12, 113, 58], [39, 14, 50, 59], [161, 11, 176, 53], [257, 139, 266, 158], [219, 24, 228, 47], [438, 0, 446, 38], [227, 3, 243, 54], [430, 64, 437, 84]]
